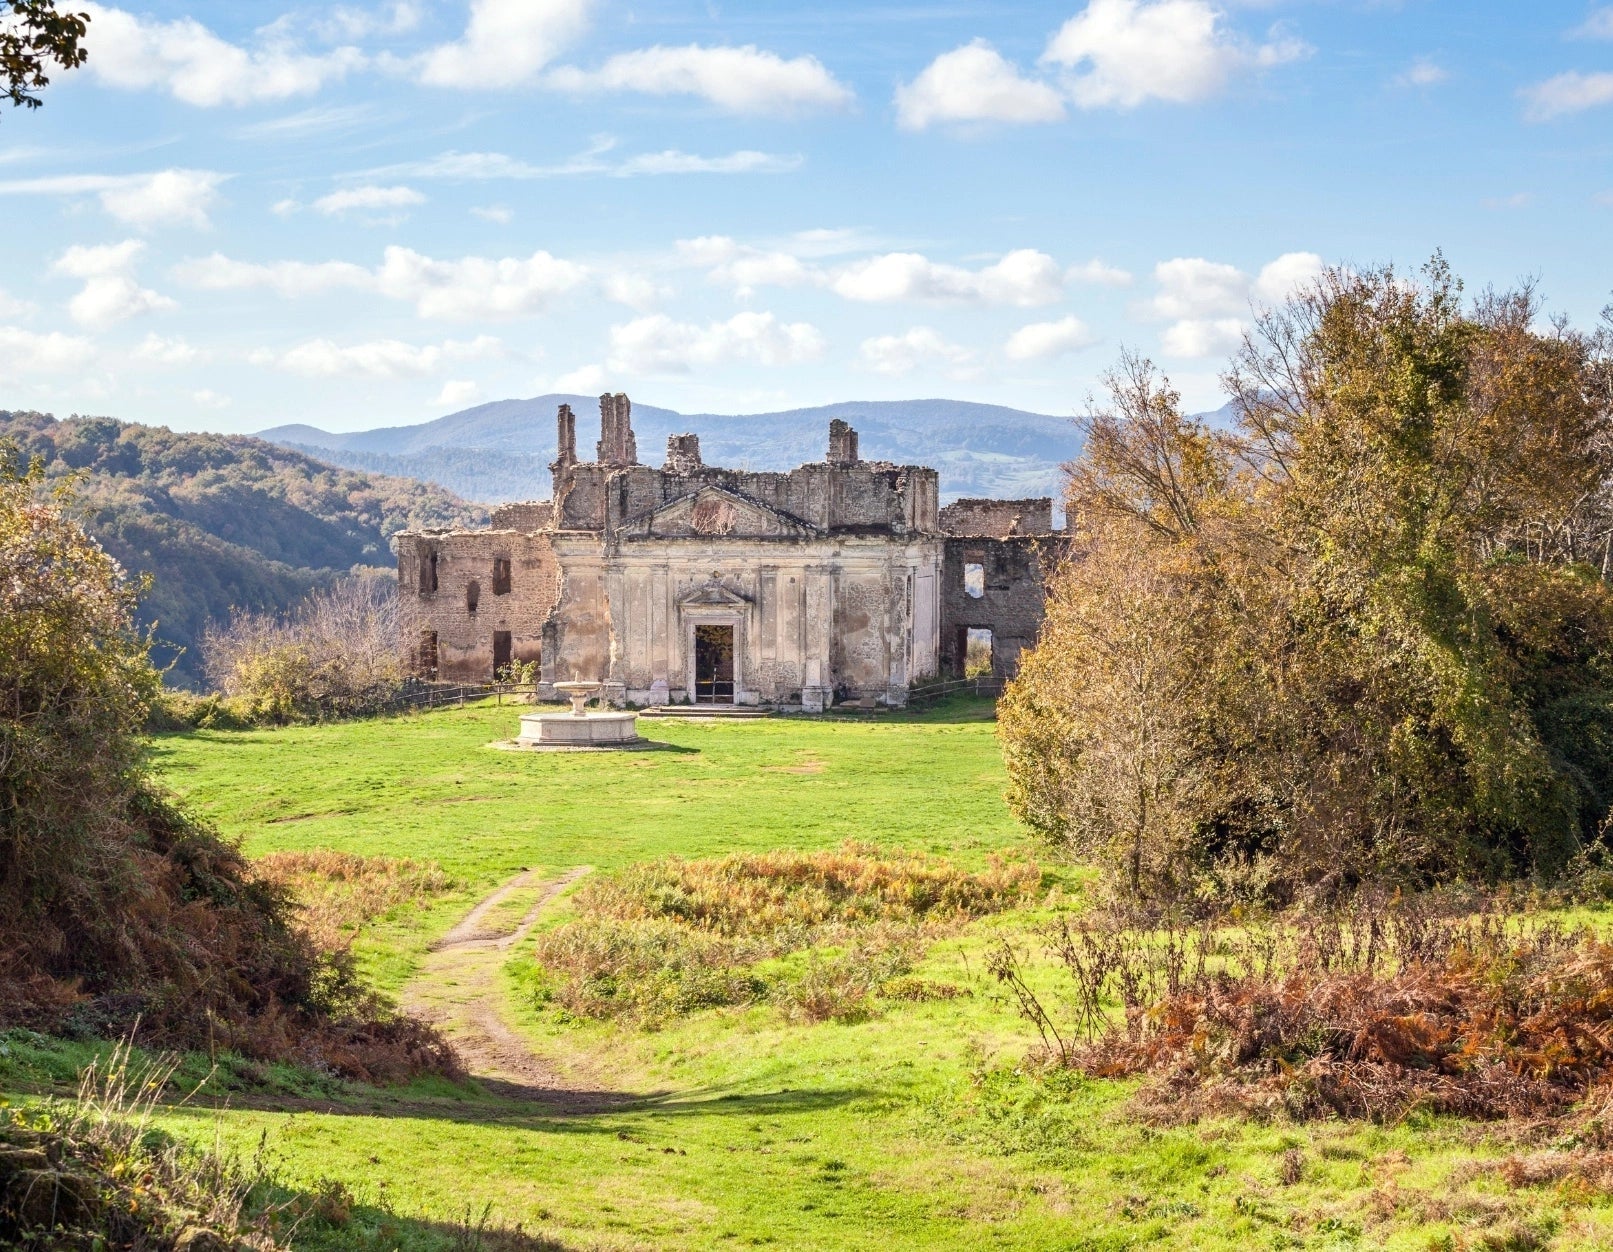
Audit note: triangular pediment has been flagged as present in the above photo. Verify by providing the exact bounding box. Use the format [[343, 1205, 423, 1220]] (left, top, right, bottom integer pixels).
[[678, 580, 752, 607], [622, 486, 816, 540]]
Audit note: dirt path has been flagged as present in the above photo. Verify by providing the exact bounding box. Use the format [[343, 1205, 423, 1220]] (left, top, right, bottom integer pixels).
[[403, 866, 625, 1112]]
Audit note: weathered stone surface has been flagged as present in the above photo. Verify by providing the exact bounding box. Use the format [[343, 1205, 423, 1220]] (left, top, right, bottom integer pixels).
[[397, 396, 1057, 704]]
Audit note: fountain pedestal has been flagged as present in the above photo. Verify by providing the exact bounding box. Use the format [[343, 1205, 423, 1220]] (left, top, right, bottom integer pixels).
[[514, 680, 644, 750]]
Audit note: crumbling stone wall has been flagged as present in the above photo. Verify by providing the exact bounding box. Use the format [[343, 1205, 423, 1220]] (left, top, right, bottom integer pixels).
[[940, 497, 1053, 539], [490, 501, 554, 532], [939, 535, 1060, 680], [396, 530, 563, 682]]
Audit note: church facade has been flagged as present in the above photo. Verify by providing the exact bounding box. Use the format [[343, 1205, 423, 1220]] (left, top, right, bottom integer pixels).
[[394, 394, 1059, 710]]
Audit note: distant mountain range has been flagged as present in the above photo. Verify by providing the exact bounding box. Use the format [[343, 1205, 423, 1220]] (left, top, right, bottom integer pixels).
[[261, 396, 1084, 506]]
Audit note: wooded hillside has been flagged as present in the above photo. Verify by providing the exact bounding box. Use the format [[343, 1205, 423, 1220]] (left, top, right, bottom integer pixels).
[[0, 411, 486, 686]]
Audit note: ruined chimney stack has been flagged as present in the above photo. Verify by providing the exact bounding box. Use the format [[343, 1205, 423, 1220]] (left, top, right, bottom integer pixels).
[[664, 432, 703, 474], [827, 419, 859, 466], [596, 392, 639, 466], [554, 402, 577, 467]]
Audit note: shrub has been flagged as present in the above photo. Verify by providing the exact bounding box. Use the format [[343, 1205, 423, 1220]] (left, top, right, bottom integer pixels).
[[253, 851, 453, 954], [202, 576, 405, 723]]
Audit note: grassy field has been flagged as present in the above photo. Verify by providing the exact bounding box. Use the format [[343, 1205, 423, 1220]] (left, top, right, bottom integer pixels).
[[8, 698, 1613, 1250]]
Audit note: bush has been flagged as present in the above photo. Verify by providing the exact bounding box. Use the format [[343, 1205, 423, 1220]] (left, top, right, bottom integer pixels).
[[202, 576, 405, 723], [0, 443, 457, 1083]]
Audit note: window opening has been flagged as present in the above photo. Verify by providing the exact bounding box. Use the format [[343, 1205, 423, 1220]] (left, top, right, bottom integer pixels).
[[965, 628, 994, 678], [492, 631, 512, 680], [694, 624, 735, 703], [493, 557, 512, 595], [466, 580, 480, 613], [419, 630, 438, 677], [421, 549, 438, 595], [964, 562, 984, 598]]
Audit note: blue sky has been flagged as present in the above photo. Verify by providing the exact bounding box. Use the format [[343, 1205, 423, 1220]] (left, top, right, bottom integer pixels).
[[0, 0, 1609, 434]]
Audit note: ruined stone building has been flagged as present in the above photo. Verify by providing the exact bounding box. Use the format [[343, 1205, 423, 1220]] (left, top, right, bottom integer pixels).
[[395, 394, 1060, 709]]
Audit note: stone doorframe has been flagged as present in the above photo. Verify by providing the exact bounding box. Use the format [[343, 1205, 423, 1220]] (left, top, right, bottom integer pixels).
[[680, 609, 745, 704]]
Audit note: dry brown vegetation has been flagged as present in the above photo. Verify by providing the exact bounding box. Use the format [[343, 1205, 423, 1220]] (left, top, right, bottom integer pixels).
[[992, 891, 1613, 1127], [253, 850, 453, 954], [532, 842, 1038, 1025]]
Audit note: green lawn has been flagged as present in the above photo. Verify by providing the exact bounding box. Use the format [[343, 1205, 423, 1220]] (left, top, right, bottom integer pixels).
[[9, 698, 1613, 1250]]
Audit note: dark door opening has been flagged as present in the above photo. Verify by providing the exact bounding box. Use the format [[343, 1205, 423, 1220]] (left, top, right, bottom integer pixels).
[[694, 624, 735, 703], [418, 630, 438, 678], [492, 630, 512, 680]]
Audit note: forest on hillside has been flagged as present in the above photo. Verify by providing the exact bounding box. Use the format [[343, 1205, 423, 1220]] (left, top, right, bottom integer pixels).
[[0, 411, 486, 685]]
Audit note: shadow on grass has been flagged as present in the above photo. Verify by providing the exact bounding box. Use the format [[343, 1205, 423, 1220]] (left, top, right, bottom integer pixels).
[[196, 1080, 873, 1133]]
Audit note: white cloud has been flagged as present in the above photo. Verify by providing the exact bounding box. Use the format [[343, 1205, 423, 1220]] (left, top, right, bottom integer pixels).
[[0, 326, 95, 373], [833, 249, 1065, 306], [1147, 251, 1320, 358], [471, 205, 513, 223], [312, 184, 425, 217], [554, 363, 607, 392], [131, 332, 201, 365], [435, 379, 480, 408], [374, 246, 589, 319], [1521, 71, 1613, 121], [1004, 315, 1095, 361], [252, 334, 504, 379], [1042, 0, 1309, 109], [81, 3, 363, 106], [1068, 258, 1133, 286], [1575, 8, 1613, 39], [858, 326, 974, 377], [675, 236, 817, 299], [1396, 57, 1448, 88], [175, 246, 589, 319], [551, 44, 852, 116], [1252, 251, 1324, 303], [315, 2, 422, 41], [1161, 317, 1245, 358], [417, 0, 591, 89], [192, 389, 231, 408], [608, 311, 826, 374], [174, 253, 373, 297], [271, 198, 301, 217], [1481, 192, 1533, 210], [895, 40, 1065, 130], [53, 240, 175, 329], [0, 168, 224, 230], [0, 287, 35, 318], [601, 272, 670, 311], [362, 141, 799, 181]]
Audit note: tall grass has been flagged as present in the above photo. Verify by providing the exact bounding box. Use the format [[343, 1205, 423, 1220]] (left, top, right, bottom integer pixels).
[[532, 842, 1038, 1026], [254, 850, 453, 954]]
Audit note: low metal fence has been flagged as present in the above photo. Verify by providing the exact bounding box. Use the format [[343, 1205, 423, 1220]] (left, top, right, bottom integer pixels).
[[905, 676, 1005, 706]]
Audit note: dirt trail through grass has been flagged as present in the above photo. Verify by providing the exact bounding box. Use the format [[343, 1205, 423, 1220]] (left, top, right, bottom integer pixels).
[[403, 866, 619, 1111]]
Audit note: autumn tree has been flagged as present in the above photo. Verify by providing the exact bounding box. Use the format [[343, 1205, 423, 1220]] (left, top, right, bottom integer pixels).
[[1002, 260, 1613, 904]]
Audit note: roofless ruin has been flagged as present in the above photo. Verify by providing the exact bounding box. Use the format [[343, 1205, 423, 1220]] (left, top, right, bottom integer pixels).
[[396, 394, 1058, 710]]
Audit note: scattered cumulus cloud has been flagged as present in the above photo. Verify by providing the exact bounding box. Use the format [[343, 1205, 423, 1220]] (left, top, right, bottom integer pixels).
[[192, 388, 231, 408], [313, 2, 422, 42], [53, 240, 176, 329], [416, 0, 591, 89], [312, 184, 426, 217], [435, 378, 480, 408], [131, 332, 201, 365], [895, 40, 1065, 130], [1396, 57, 1448, 88], [363, 141, 800, 181], [1521, 71, 1613, 120], [0, 326, 95, 374], [251, 334, 504, 379], [1004, 315, 1095, 361], [0, 169, 224, 230], [1042, 0, 1311, 110], [1574, 8, 1613, 39], [832, 249, 1065, 306], [858, 326, 974, 377], [607, 311, 826, 374], [1481, 192, 1533, 210], [175, 246, 590, 319], [549, 45, 853, 116], [554, 363, 607, 392], [602, 272, 671, 311], [1068, 258, 1133, 286], [471, 205, 513, 223], [1146, 250, 1322, 358], [80, 2, 363, 106], [0, 287, 35, 318]]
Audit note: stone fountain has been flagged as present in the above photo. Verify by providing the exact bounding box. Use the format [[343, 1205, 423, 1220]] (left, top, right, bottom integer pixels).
[[515, 680, 644, 750]]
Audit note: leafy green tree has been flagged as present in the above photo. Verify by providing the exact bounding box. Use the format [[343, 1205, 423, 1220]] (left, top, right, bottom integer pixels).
[[1, 0, 88, 115], [1003, 260, 1613, 903]]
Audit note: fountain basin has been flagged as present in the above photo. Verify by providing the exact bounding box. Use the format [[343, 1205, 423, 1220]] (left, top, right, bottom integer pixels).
[[515, 710, 644, 750]]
